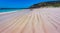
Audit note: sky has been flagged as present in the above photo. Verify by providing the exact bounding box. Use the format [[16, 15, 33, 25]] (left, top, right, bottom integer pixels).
[[0, 0, 58, 8]]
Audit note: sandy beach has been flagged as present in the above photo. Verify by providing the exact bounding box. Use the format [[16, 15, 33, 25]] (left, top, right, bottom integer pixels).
[[0, 7, 60, 33]]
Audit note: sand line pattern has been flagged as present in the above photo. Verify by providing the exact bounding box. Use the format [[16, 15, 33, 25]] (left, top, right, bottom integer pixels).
[[0, 8, 60, 33]]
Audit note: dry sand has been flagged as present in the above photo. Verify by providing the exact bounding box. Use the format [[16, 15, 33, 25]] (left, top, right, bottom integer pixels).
[[0, 7, 60, 33]]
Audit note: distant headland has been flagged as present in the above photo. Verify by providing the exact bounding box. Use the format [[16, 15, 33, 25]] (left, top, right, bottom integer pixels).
[[29, 1, 60, 9]]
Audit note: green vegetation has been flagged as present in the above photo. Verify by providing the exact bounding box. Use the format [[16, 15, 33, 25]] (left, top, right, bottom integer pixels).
[[29, 1, 60, 9]]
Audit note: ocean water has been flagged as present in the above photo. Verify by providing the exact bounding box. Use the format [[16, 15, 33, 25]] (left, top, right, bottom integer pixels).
[[0, 9, 22, 13]]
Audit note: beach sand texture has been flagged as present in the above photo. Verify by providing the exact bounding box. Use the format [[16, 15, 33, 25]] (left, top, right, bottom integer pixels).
[[0, 7, 60, 33]]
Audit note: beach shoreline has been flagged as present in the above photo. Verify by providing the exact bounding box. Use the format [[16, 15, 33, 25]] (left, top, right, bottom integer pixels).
[[0, 7, 60, 14]]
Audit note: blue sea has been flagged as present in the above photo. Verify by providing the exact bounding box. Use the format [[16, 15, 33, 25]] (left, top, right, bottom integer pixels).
[[0, 9, 22, 13]]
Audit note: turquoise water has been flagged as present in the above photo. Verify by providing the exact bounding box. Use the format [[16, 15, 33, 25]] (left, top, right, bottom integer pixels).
[[0, 9, 22, 12]]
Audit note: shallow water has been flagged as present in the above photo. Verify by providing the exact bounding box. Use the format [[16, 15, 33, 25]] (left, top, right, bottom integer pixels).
[[0, 9, 22, 12]]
